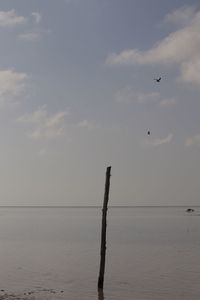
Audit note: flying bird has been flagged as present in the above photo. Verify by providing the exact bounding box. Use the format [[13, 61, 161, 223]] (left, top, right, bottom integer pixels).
[[147, 130, 150, 136], [154, 77, 161, 82]]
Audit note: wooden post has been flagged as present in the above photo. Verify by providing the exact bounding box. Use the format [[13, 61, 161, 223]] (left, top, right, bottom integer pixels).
[[98, 289, 104, 300], [98, 166, 111, 290]]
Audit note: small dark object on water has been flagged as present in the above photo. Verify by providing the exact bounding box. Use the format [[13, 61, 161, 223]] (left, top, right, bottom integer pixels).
[[186, 208, 194, 213], [147, 130, 150, 136]]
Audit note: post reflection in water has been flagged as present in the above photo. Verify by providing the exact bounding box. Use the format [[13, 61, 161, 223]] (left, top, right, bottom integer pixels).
[[98, 289, 104, 300]]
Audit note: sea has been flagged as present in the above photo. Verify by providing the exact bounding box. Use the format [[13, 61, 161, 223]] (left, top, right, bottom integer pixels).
[[0, 206, 199, 300]]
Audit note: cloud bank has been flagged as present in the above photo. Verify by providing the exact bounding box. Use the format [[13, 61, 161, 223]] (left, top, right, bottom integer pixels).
[[32, 12, 42, 24], [114, 87, 177, 107], [115, 87, 160, 104], [185, 134, 200, 147], [0, 69, 28, 106], [147, 134, 173, 147], [0, 10, 26, 27], [18, 106, 68, 141], [107, 6, 200, 86], [19, 32, 40, 41]]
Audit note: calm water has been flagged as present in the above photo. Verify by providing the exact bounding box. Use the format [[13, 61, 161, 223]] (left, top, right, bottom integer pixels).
[[0, 206, 200, 299]]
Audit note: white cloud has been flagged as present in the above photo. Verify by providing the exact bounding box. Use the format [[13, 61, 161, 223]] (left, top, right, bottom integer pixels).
[[17, 106, 68, 141], [78, 119, 94, 130], [32, 12, 42, 24], [185, 134, 200, 146], [0, 69, 28, 106], [0, 10, 26, 27], [159, 97, 177, 107], [147, 134, 173, 147], [19, 32, 40, 41], [107, 6, 200, 86], [19, 29, 51, 42], [164, 5, 196, 26], [115, 87, 176, 108], [179, 57, 200, 85], [115, 87, 160, 104], [107, 23, 199, 66]]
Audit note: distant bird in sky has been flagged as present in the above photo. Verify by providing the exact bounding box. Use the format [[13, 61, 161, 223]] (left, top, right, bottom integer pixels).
[[154, 77, 161, 82], [147, 130, 150, 136]]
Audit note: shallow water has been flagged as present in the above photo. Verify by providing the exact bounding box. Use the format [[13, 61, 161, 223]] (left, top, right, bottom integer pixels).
[[0, 206, 200, 299]]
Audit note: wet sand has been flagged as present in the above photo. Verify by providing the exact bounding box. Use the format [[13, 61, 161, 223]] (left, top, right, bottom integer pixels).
[[0, 288, 65, 300]]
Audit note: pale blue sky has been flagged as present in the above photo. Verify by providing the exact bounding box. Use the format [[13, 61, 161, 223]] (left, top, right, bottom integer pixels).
[[0, 0, 199, 206]]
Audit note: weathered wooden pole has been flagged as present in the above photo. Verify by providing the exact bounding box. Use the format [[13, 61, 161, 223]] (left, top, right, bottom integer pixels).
[[98, 166, 111, 290], [98, 289, 104, 300]]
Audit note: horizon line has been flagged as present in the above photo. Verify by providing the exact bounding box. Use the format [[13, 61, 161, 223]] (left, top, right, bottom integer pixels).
[[0, 205, 199, 208]]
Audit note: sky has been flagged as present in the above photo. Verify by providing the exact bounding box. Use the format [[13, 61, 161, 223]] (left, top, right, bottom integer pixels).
[[0, 0, 200, 206]]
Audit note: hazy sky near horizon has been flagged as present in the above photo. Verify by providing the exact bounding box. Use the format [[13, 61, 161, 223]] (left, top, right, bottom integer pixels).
[[0, 0, 200, 206]]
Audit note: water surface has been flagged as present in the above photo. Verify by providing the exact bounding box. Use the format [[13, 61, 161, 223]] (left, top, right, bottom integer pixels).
[[0, 206, 199, 299]]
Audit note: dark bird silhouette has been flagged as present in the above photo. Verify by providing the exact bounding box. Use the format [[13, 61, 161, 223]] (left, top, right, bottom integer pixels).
[[154, 77, 161, 82], [147, 130, 150, 136]]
